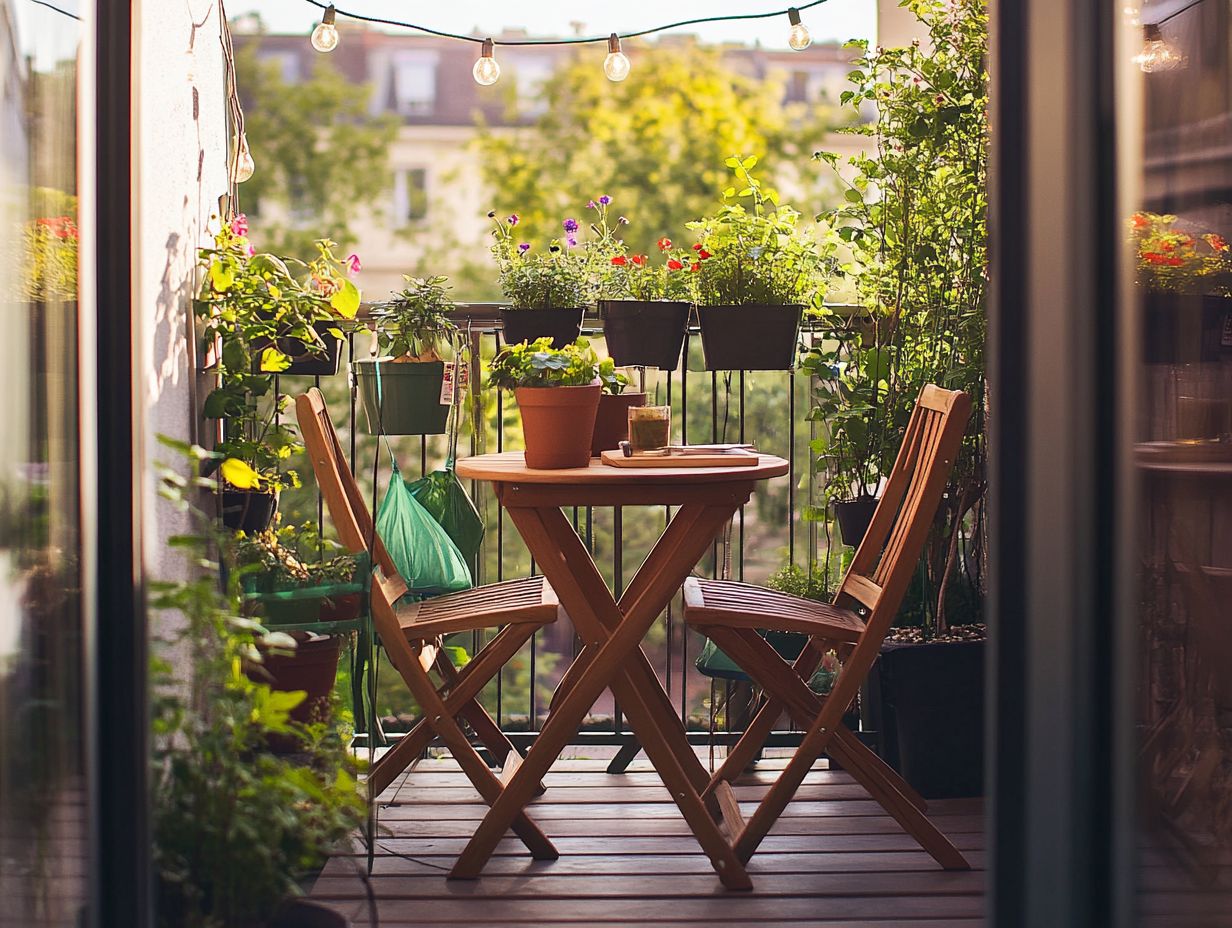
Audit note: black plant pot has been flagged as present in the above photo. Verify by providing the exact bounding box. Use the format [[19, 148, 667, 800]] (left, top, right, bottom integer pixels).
[[867, 638, 985, 799], [500, 307, 585, 349], [1142, 290, 1232, 365], [269, 898, 350, 927], [599, 300, 691, 369], [253, 321, 345, 376], [834, 496, 880, 548], [696, 304, 803, 370], [220, 489, 278, 533]]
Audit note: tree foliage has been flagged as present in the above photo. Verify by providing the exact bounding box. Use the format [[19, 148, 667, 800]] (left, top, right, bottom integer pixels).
[[235, 38, 398, 255]]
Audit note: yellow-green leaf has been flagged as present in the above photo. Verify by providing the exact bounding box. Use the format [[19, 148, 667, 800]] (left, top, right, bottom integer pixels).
[[260, 346, 291, 372], [330, 279, 361, 319], [209, 261, 234, 292], [267, 284, 281, 301], [220, 458, 262, 490], [741, 155, 758, 169]]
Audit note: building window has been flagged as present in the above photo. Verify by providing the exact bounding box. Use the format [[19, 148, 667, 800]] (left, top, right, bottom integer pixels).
[[391, 54, 436, 116], [394, 167, 428, 224]]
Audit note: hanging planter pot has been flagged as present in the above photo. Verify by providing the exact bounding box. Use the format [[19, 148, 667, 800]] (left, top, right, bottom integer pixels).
[[253, 321, 346, 377], [598, 300, 691, 369], [220, 488, 278, 533], [834, 494, 879, 548], [591, 391, 646, 456], [696, 303, 803, 370], [354, 358, 450, 435], [499, 307, 585, 349], [515, 383, 602, 469]]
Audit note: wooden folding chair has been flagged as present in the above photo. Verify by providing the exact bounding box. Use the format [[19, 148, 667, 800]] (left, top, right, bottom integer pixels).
[[683, 384, 974, 870], [295, 388, 559, 863]]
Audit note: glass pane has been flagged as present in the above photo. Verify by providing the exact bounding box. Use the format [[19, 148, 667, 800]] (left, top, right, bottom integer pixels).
[[0, 1, 89, 924], [1127, 0, 1232, 921]]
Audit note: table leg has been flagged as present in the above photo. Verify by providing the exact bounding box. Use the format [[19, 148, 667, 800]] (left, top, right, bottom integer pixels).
[[449, 501, 753, 889]]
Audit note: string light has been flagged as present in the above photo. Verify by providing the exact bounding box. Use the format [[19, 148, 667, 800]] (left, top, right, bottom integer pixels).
[[1134, 23, 1185, 72], [787, 8, 812, 50], [232, 134, 255, 183], [473, 39, 500, 86], [311, 4, 339, 53], [603, 34, 631, 82]]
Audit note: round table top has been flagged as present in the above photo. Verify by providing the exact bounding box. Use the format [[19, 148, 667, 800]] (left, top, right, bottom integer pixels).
[[456, 451, 789, 485]]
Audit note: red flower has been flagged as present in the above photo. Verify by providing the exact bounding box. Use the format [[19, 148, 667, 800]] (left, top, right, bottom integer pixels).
[[610, 255, 627, 265], [1143, 252, 1183, 267], [692, 243, 702, 251], [697, 249, 712, 260], [667, 259, 683, 271], [657, 237, 672, 251], [1160, 241, 1174, 252], [689, 262, 700, 272], [1131, 213, 1150, 230], [631, 254, 645, 266], [1205, 233, 1229, 253]]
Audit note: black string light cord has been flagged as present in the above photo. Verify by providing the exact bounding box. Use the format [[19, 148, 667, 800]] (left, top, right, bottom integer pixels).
[[300, 0, 833, 45]]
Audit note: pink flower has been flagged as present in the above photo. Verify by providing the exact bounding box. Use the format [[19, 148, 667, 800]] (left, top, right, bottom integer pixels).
[[230, 213, 249, 237], [346, 253, 362, 275], [246, 244, 256, 257]]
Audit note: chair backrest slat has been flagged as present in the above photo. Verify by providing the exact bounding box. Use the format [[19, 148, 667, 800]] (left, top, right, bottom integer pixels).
[[835, 387, 972, 646], [296, 389, 425, 676]]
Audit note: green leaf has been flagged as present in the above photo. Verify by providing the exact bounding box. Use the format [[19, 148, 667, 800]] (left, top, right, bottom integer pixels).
[[844, 188, 864, 203], [209, 261, 234, 292], [259, 346, 291, 372], [741, 155, 758, 169], [330, 279, 361, 319]]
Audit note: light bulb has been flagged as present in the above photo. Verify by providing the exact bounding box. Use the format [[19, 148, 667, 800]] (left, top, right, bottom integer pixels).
[[787, 8, 812, 50], [232, 135, 255, 183], [603, 33, 630, 82], [311, 5, 339, 53], [1134, 23, 1185, 72], [473, 38, 500, 86]]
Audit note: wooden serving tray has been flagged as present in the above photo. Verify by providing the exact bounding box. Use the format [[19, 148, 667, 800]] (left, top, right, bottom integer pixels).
[[600, 449, 760, 468]]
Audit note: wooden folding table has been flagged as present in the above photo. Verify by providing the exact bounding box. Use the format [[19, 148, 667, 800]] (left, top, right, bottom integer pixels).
[[451, 451, 788, 890]]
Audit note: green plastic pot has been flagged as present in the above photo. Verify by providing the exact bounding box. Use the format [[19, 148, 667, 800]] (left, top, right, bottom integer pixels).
[[355, 358, 450, 435]]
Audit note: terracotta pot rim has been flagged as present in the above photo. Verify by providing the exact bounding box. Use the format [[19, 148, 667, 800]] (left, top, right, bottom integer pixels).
[[515, 383, 603, 406]]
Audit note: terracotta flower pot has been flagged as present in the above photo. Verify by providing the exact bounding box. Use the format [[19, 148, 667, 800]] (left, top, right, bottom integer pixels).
[[591, 391, 646, 456], [515, 383, 602, 469]]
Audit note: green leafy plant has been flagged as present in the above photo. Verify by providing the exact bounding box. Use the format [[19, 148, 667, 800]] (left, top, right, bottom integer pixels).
[[811, 0, 988, 632], [151, 441, 364, 928], [488, 336, 600, 390], [232, 521, 359, 588], [688, 156, 833, 307], [765, 563, 832, 602], [1129, 211, 1232, 294], [597, 357, 631, 396], [370, 275, 457, 360], [488, 210, 589, 310], [22, 189, 78, 302]]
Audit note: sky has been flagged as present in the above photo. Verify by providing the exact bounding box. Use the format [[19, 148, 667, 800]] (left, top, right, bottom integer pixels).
[[230, 0, 878, 49]]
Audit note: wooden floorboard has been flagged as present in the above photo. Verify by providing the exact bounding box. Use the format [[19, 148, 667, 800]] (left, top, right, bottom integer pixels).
[[313, 749, 986, 926]]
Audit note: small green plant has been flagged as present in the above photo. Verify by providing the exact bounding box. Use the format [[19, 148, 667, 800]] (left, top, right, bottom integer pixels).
[[765, 563, 832, 602], [370, 275, 457, 360], [232, 522, 359, 588], [151, 440, 364, 928], [597, 357, 631, 396], [488, 336, 600, 390], [488, 210, 589, 309], [688, 156, 833, 307]]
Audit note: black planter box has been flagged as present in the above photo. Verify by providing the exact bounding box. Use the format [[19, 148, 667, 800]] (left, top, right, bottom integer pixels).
[[599, 300, 691, 369], [866, 637, 985, 799], [1142, 291, 1232, 364], [253, 321, 345, 376], [696, 303, 802, 370], [500, 307, 585, 349]]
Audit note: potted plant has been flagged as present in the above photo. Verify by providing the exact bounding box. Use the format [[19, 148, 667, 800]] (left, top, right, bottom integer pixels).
[[197, 217, 319, 530], [489, 337, 602, 469], [688, 156, 832, 370], [356, 275, 458, 435], [489, 209, 589, 348], [590, 358, 645, 455], [588, 196, 694, 369], [252, 239, 362, 377]]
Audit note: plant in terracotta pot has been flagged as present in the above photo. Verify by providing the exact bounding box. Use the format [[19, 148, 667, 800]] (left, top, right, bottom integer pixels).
[[596, 203, 697, 369], [590, 358, 644, 455], [489, 209, 589, 348], [489, 337, 602, 469], [688, 156, 833, 370], [197, 216, 325, 529], [357, 275, 459, 435]]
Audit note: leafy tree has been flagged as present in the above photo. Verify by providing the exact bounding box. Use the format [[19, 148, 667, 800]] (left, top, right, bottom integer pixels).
[[235, 38, 398, 255], [475, 40, 841, 274]]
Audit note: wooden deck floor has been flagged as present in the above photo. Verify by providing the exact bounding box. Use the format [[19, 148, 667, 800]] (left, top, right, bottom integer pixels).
[[311, 747, 986, 926]]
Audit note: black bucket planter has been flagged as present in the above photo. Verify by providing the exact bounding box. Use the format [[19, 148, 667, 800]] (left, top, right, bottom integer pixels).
[[696, 303, 803, 370], [355, 359, 450, 435], [253, 321, 345, 376], [599, 300, 691, 369], [220, 489, 278, 533], [1142, 290, 1232, 365], [499, 307, 585, 349], [867, 637, 985, 799], [269, 897, 351, 927], [834, 496, 880, 548]]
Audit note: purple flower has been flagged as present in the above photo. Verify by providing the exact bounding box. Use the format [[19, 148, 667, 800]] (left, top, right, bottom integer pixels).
[[598, 195, 612, 206], [518, 242, 531, 253], [587, 200, 597, 209], [563, 217, 579, 234], [507, 214, 519, 226], [566, 234, 578, 247]]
